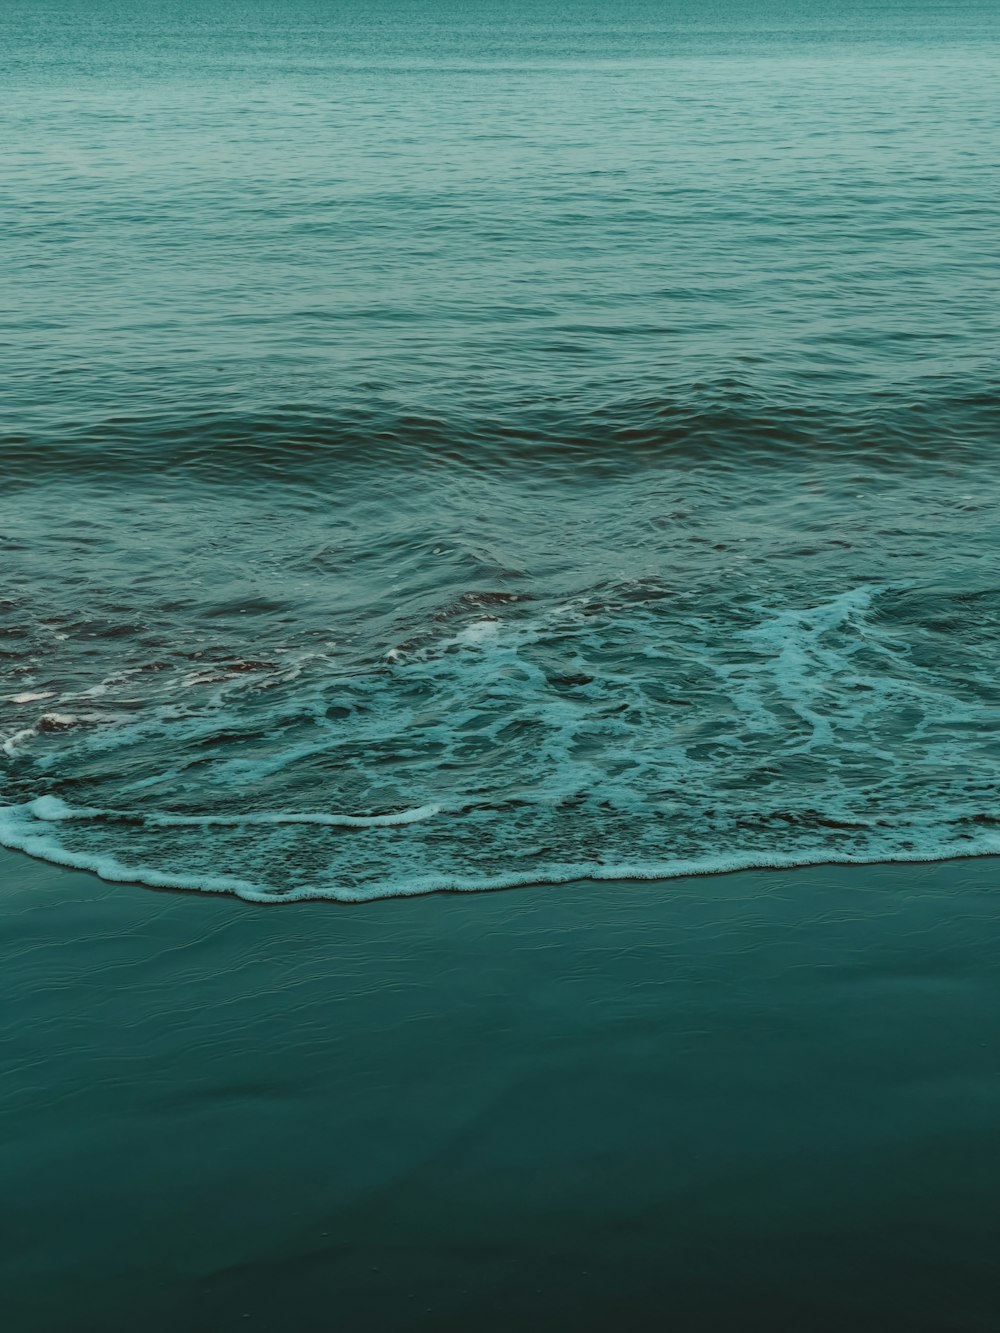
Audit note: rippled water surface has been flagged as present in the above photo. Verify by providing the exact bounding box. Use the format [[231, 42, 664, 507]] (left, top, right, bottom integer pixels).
[[3, 0, 999, 899]]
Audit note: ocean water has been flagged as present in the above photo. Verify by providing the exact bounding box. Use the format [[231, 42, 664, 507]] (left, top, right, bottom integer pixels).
[[3, 0, 999, 902]]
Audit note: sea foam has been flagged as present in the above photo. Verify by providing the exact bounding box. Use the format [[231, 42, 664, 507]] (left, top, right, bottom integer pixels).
[[2, 581, 998, 902]]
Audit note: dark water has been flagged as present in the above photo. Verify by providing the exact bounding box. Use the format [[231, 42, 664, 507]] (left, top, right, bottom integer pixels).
[[3, 853, 1000, 1333], [3, 0, 999, 900]]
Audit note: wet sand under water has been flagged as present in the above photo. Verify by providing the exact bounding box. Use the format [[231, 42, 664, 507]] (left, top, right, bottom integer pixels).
[[1, 850, 998, 1333]]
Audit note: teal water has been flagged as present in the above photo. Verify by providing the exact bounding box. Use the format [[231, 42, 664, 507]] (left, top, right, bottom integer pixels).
[[3, 853, 1000, 1333], [3, 7, 1000, 1330], [3, 0, 999, 899]]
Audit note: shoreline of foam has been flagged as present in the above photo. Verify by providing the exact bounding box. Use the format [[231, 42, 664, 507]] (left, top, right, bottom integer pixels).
[[2, 799, 997, 905]]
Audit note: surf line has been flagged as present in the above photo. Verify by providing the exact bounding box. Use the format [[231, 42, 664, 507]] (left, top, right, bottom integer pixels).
[[23, 794, 442, 829]]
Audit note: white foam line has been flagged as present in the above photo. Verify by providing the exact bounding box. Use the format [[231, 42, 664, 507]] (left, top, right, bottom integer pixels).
[[24, 795, 441, 829], [334, 841, 1000, 903], [0, 808, 258, 899], [143, 805, 442, 829]]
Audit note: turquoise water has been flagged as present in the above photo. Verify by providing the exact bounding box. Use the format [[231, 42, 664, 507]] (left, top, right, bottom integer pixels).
[[3, 0, 999, 900]]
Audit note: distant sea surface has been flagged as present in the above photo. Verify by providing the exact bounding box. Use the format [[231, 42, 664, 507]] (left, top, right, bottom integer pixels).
[[3, 0, 999, 901]]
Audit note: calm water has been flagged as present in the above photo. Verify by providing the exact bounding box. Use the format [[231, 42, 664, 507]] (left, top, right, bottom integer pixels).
[[3, 0, 999, 900], [3, 853, 999, 1333]]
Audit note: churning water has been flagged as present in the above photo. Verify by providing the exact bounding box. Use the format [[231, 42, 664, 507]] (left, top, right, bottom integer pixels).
[[3, 0, 999, 901]]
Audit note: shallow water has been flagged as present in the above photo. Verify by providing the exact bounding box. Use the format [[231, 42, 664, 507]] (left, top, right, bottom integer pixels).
[[3, 0, 999, 899], [2, 853, 999, 1333]]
